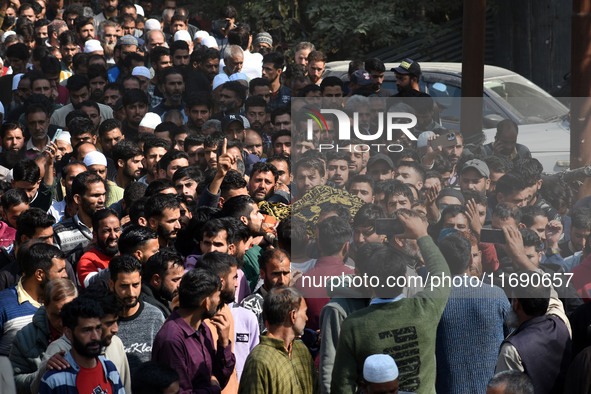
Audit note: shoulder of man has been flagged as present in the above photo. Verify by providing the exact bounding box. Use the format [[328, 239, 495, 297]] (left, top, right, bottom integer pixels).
[[53, 217, 77, 234], [141, 300, 166, 321]]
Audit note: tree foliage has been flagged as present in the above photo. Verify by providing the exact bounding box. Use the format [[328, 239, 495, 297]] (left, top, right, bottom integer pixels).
[[190, 0, 463, 60]]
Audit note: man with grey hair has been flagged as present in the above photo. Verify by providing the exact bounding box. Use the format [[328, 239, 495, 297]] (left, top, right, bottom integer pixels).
[[202, 119, 222, 135], [222, 45, 244, 76], [98, 20, 119, 62], [162, 8, 174, 31], [145, 29, 167, 53], [487, 371, 534, 394], [294, 41, 315, 70], [238, 287, 318, 393], [48, 19, 68, 49]]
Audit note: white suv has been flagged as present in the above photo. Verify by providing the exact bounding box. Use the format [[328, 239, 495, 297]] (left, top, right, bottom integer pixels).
[[325, 61, 571, 173]]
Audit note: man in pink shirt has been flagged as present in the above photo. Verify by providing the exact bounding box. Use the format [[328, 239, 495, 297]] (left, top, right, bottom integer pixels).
[[296, 216, 354, 330]]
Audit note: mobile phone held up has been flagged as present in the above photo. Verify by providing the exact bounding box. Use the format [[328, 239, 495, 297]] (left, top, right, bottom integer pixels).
[[51, 128, 64, 144], [431, 132, 458, 149], [480, 228, 506, 244], [375, 218, 405, 236]]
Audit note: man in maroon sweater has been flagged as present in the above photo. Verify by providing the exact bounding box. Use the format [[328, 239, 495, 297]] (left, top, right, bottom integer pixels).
[[296, 216, 354, 330]]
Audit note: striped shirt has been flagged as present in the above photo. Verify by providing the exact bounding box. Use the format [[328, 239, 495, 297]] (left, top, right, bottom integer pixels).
[[0, 280, 40, 356], [53, 214, 92, 261], [39, 352, 125, 394]]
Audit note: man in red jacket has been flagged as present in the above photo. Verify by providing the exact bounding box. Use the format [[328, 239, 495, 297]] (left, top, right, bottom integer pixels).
[[77, 208, 121, 288]]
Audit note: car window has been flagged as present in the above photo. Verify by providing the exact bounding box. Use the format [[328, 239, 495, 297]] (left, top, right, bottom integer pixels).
[[426, 81, 462, 122], [421, 81, 509, 127], [484, 76, 568, 123]]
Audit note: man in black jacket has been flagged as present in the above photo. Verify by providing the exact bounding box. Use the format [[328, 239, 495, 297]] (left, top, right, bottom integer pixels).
[[141, 248, 184, 317]]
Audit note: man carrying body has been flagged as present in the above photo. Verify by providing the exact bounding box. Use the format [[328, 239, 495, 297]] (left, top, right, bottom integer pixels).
[[248, 162, 279, 203]]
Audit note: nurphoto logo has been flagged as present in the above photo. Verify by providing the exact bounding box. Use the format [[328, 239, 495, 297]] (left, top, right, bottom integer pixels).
[[304, 106, 417, 153]]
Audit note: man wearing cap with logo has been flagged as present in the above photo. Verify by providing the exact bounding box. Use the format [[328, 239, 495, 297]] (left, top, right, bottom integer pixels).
[[360, 354, 413, 394], [347, 69, 375, 97], [392, 58, 430, 98], [108, 35, 139, 83], [222, 115, 246, 143]]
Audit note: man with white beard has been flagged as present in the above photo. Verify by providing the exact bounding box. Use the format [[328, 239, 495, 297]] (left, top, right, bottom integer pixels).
[[98, 20, 120, 63]]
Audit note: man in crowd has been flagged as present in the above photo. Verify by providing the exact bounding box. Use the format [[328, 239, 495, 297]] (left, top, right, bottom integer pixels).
[[262, 52, 290, 111], [77, 209, 121, 289], [112, 140, 144, 189], [145, 193, 181, 248], [142, 249, 184, 318], [54, 172, 106, 261], [240, 249, 292, 333], [38, 297, 126, 394], [239, 287, 317, 393], [108, 255, 165, 374], [0, 243, 68, 357], [152, 268, 235, 393], [332, 212, 451, 393]]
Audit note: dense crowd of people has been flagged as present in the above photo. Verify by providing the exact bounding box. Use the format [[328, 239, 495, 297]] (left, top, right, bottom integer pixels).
[[0, 0, 589, 393]]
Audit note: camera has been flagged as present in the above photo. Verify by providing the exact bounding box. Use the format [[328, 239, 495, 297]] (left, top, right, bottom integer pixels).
[[212, 19, 231, 32]]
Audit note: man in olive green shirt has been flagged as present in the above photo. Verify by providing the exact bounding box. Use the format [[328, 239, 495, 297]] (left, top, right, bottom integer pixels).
[[239, 287, 319, 393], [331, 211, 451, 394]]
